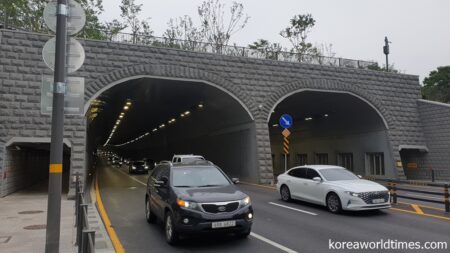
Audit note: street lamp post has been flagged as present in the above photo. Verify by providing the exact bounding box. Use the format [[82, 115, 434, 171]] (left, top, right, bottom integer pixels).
[[383, 36, 391, 72]]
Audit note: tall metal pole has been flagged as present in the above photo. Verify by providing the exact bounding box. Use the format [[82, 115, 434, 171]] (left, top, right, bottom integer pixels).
[[383, 36, 390, 72], [45, 0, 68, 252]]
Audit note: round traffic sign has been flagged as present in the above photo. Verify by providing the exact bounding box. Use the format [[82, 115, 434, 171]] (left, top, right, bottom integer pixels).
[[44, 0, 86, 35], [279, 114, 293, 129], [42, 37, 85, 73]]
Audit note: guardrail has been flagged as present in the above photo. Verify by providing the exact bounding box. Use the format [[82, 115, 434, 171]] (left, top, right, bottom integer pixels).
[[75, 176, 96, 253], [370, 178, 449, 213]]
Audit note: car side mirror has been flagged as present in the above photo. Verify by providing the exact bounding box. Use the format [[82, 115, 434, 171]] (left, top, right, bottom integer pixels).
[[232, 178, 240, 184], [155, 176, 168, 188], [312, 177, 322, 183]]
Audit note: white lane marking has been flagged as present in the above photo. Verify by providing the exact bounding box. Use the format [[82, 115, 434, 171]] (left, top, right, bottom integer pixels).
[[250, 232, 298, 253], [269, 202, 318, 216], [113, 166, 147, 186]]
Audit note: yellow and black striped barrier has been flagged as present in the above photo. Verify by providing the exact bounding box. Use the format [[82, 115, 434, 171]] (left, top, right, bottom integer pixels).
[[283, 137, 289, 154]]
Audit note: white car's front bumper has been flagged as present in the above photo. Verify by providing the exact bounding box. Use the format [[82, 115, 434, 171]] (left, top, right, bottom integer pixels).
[[341, 194, 391, 211]]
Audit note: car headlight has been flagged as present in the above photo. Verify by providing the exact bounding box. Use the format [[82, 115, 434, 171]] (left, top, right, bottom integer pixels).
[[132, 166, 136, 170], [345, 191, 360, 197], [240, 196, 251, 206], [176, 199, 200, 211]]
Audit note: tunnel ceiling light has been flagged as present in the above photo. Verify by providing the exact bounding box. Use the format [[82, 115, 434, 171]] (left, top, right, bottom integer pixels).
[[159, 124, 166, 128], [123, 105, 129, 110], [184, 110, 191, 115], [126, 101, 132, 106], [152, 128, 157, 132], [180, 113, 185, 117], [324, 114, 329, 117], [120, 112, 125, 116], [119, 115, 123, 118], [198, 104, 203, 108], [305, 117, 313, 121]]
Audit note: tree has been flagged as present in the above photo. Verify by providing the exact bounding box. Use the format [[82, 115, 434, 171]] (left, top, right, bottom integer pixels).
[[197, 0, 249, 52], [164, 15, 203, 50], [421, 66, 450, 103], [248, 39, 284, 60], [280, 14, 321, 62], [77, 0, 107, 40], [119, 0, 153, 44], [0, 0, 46, 32], [103, 19, 127, 40], [366, 63, 399, 73]]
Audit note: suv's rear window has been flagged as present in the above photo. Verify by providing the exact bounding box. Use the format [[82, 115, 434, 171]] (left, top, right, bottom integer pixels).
[[172, 166, 230, 187]]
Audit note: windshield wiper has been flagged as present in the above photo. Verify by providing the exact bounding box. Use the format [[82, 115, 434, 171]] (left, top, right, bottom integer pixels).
[[198, 184, 223, 188], [173, 185, 193, 188]]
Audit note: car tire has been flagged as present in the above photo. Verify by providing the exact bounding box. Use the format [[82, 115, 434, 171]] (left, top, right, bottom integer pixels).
[[326, 192, 342, 214], [145, 196, 156, 224], [165, 212, 179, 245], [280, 185, 291, 202]]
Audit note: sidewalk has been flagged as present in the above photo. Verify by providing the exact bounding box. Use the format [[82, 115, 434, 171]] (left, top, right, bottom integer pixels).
[[0, 181, 114, 253], [0, 182, 76, 253]]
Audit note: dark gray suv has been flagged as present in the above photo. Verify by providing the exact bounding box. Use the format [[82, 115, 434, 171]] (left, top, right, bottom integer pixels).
[[144, 161, 253, 244]]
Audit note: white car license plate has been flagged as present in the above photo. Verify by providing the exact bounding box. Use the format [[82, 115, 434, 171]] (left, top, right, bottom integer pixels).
[[212, 220, 236, 229], [372, 198, 385, 204]]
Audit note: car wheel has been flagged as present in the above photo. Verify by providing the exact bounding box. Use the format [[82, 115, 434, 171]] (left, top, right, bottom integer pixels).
[[280, 185, 291, 202], [165, 212, 178, 245], [326, 193, 342, 214], [145, 196, 156, 223]]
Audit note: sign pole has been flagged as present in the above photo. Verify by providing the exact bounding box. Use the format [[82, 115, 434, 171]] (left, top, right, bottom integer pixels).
[[279, 114, 293, 173], [45, 0, 67, 252]]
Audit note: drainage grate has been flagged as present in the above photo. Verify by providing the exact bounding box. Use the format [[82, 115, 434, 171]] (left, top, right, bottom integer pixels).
[[18, 210, 44, 214], [0, 236, 12, 244], [23, 224, 46, 230]]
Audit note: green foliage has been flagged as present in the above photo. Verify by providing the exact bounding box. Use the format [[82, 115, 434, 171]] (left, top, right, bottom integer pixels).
[[119, 0, 152, 44], [248, 39, 284, 60], [366, 63, 399, 73], [77, 0, 107, 40], [421, 66, 450, 103], [280, 14, 321, 61]]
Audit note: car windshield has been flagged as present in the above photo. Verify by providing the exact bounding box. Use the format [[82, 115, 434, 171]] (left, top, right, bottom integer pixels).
[[182, 157, 204, 163], [133, 161, 145, 166], [320, 168, 359, 181], [172, 166, 230, 187]]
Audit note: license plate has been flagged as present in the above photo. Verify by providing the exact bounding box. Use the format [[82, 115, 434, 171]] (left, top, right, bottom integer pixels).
[[212, 220, 236, 229], [372, 198, 385, 204]]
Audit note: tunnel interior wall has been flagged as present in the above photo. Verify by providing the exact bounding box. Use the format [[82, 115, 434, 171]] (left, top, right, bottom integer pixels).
[[0, 145, 70, 197], [271, 129, 393, 177]]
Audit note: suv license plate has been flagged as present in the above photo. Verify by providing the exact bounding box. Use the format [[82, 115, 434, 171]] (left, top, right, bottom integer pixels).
[[212, 220, 236, 229], [372, 198, 385, 204]]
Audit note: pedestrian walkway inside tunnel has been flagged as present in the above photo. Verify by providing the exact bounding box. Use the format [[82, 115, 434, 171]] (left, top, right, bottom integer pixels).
[[1, 141, 70, 197], [86, 77, 258, 182]]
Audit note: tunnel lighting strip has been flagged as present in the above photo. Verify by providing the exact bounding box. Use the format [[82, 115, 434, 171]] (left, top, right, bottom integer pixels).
[[111, 103, 204, 147], [103, 100, 132, 147]]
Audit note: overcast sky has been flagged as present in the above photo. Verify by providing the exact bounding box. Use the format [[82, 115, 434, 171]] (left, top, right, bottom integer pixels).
[[100, 0, 450, 82]]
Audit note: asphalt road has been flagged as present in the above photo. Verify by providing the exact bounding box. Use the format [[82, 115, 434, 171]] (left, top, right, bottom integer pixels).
[[97, 161, 450, 253]]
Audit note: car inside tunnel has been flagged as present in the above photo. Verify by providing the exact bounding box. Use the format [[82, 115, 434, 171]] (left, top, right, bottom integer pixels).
[[86, 77, 258, 182], [268, 91, 394, 178]]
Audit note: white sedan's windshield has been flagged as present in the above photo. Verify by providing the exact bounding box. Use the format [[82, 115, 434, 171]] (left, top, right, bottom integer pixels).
[[320, 169, 359, 181]]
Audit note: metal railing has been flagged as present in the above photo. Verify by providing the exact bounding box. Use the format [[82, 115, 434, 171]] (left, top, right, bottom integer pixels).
[[75, 176, 96, 253], [403, 168, 450, 182], [0, 14, 376, 70], [370, 178, 449, 213], [99, 31, 376, 69]]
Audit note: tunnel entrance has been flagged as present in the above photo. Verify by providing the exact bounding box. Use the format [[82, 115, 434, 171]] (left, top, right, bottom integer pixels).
[[86, 77, 258, 182], [1, 140, 71, 197], [268, 91, 394, 178]]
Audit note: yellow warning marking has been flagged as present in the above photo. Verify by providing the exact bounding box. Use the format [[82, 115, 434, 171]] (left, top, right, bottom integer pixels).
[[411, 204, 424, 214], [283, 142, 289, 149], [390, 208, 450, 221], [49, 164, 62, 173], [398, 201, 445, 211], [95, 175, 125, 253], [282, 128, 291, 138]]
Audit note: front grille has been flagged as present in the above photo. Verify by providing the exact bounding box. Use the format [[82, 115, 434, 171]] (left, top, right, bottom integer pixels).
[[359, 191, 389, 204], [201, 202, 239, 213]]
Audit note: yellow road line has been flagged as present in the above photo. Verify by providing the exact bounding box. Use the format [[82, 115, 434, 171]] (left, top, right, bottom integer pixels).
[[411, 204, 424, 214], [398, 201, 445, 211], [95, 175, 125, 253], [390, 208, 450, 221]]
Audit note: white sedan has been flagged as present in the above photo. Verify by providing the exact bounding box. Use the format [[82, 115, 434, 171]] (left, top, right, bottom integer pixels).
[[276, 165, 391, 213]]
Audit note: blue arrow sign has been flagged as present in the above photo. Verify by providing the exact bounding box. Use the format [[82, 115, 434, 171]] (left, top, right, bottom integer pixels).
[[279, 114, 293, 129]]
